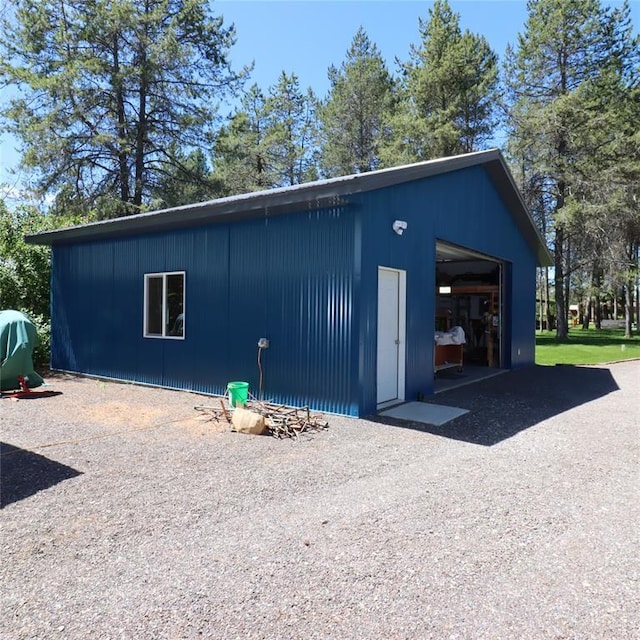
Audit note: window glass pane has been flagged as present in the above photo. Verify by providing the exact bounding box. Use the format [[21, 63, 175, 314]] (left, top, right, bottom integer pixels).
[[146, 276, 163, 335], [166, 274, 184, 337]]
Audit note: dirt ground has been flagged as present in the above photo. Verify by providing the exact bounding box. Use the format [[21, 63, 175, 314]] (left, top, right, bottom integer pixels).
[[4, 370, 228, 434]]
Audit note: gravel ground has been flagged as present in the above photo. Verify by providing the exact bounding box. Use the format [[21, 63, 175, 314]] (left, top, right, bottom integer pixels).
[[1, 362, 638, 640]]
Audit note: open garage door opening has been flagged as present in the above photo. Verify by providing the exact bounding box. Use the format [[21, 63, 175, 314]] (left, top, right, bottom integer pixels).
[[435, 241, 505, 375]]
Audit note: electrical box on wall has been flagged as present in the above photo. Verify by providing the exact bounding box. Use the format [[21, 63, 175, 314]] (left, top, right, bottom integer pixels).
[[258, 338, 270, 349]]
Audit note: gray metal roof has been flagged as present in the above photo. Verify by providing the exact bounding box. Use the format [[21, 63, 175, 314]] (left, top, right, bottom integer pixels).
[[25, 148, 553, 266]]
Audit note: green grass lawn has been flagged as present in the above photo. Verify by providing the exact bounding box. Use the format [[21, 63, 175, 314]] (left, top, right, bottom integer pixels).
[[536, 326, 640, 365]]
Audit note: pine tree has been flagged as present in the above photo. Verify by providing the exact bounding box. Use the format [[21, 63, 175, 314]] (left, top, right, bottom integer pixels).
[[567, 74, 640, 335], [383, 0, 498, 164], [150, 148, 217, 209], [319, 27, 395, 176], [212, 75, 320, 192], [0, 0, 246, 217], [263, 72, 320, 187], [504, 0, 639, 339], [212, 84, 274, 196]]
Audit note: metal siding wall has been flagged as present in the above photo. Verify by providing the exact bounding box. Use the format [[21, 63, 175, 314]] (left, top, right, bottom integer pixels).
[[51, 248, 77, 370], [259, 208, 356, 415], [175, 226, 230, 395], [51, 242, 112, 375], [357, 185, 435, 415], [50, 208, 357, 415], [88, 243, 115, 377], [161, 231, 204, 390], [356, 165, 539, 416], [62, 245, 90, 372], [51, 226, 231, 392], [131, 226, 231, 391], [111, 238, 141, 380], [121, 235, 163, 386], [227, 218, 268, 392], [510, 259, 537, 367]]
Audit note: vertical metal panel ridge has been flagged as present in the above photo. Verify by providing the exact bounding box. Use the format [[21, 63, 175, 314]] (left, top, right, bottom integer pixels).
[[259, 206, 356, 415], [113, 237, 141, 381]]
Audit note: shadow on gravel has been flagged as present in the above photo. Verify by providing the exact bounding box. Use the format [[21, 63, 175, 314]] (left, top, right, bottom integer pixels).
[[0, 442, 82, 508], [371, 365, 620, 446]]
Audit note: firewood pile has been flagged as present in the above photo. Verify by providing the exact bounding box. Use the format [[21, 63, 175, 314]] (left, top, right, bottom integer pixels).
[[260, 403, 329, 439], [194, 398, 329, 439]]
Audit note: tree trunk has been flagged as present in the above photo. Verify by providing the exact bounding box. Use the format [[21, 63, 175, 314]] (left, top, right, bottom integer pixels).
[[133, 5, 150, 209], [593, 262, 602, 330], [134, 71, 147, 208], [555, 223, 568, 340], [553, 74, 569, 340], [565, 234, 572, 327], [582, 297, 591, 330], [631, 242, 640, 332], [624, 280, 634, 338], [545, 267, 552, 331], [631, 280, 640, 331], [554, 120, 568, 339], [112, 35, 130, 204], [537, 268, 544, 332], [623, 240, 637, 338]]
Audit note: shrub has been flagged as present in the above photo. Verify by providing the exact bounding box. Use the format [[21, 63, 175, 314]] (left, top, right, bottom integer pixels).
[[26, 311, 51, 369]]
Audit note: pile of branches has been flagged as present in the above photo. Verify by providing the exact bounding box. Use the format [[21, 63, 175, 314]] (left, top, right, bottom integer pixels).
[[258, 402, 329, 439], [194, 398, 329, 439]]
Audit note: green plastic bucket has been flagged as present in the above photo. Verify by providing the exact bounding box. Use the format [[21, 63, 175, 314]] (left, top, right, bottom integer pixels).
[[227, 381, 249, 407]]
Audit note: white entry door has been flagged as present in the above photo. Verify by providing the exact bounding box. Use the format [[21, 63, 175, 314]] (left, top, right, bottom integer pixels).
[[377, 267, 406, 405]]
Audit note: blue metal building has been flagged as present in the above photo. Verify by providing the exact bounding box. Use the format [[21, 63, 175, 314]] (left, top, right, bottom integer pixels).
[[28, 150, 552, 417]]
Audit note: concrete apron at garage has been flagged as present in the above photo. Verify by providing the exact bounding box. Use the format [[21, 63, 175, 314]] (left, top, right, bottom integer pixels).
[[433, 365, 508, 394], [378, 367, 508, 426]]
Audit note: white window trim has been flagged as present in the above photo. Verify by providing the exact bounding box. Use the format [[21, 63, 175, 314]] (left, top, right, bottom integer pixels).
[[143, 271, 186, 340]]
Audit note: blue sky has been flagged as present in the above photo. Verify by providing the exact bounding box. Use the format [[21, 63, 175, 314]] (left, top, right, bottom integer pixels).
[[216, 0, 532, 98], [1, 0, 638, 200]]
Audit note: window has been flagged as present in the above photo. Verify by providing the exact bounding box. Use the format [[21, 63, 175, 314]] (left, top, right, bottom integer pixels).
[[144, 272, 185, 339]]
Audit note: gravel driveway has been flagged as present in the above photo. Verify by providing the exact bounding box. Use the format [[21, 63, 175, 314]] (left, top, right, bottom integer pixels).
[[1, 361, 638, 639]]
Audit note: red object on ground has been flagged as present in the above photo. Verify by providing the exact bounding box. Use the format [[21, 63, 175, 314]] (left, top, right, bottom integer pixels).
[[5, 376, 62, 400]]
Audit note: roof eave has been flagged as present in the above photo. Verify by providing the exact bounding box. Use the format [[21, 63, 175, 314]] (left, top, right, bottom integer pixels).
[[24, 149, 552, 266], [25, 150, 504, 246]]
